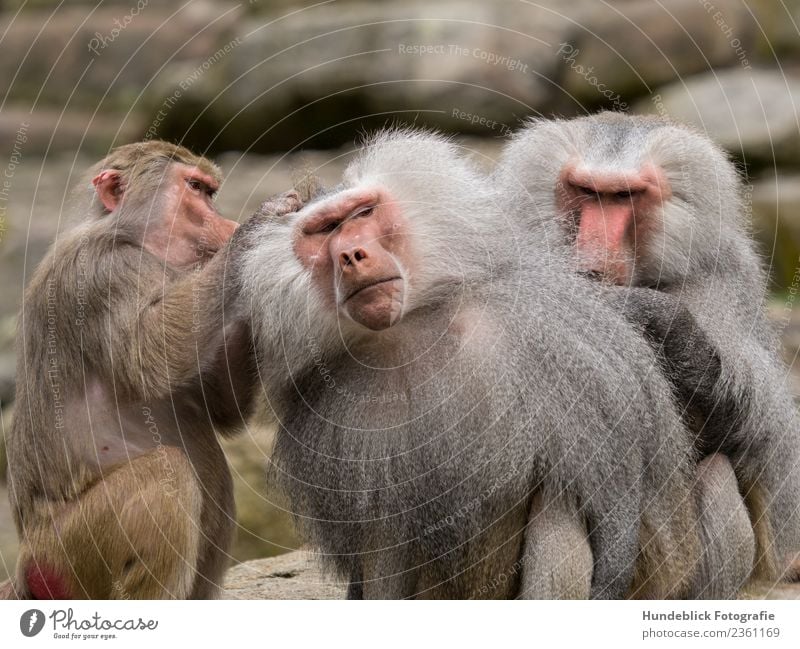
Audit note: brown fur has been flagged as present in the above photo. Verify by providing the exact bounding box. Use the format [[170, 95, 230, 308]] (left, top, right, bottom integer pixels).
[[3, 141, 284, 599], [742, 480, 777, 581]]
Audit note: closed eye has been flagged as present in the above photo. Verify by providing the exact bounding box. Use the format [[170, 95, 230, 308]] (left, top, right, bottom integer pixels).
[[575, 185, 598, 197], [353, 205, 375, 218], [317, 221, 339, 234]]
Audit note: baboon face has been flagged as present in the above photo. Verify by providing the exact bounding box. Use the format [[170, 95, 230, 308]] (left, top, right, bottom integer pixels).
[[556, 161, 671, 285], [93, 161, 238, 268], [293, 186, 413, 331]]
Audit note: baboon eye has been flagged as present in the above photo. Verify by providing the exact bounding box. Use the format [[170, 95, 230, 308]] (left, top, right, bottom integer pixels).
[[318, 221, 339, 234], [615, 189, 644, 200], [353, 205, 375, 218], [187, 178, 203, 192], [576, 186, 598, 197]]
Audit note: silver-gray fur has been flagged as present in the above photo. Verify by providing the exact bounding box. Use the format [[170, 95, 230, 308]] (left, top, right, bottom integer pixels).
[[235, 129, 704, 599], [495, 111, 800, 583]]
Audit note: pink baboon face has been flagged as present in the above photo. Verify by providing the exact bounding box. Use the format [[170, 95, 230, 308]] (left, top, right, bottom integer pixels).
[[557, 162, 671, 285], [293, 187, 413, 330]]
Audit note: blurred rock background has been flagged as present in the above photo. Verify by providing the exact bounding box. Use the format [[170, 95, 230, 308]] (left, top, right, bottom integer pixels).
[[2, 0, 800, 583]]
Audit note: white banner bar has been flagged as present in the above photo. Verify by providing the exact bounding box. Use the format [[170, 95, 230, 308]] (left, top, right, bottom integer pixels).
[[1, 600, 799, 649]]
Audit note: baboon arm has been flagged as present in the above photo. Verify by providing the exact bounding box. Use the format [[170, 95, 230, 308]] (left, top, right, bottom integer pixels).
[[603, 286, 737, 428], [100, 195, 300, 405], [132, 252, 232, 402], [70, 239, 232, 403]]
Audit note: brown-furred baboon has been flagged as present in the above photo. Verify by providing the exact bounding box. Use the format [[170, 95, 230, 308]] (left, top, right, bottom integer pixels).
[[2, 141, 300, 599], [495, 111, 800, 586], [233, 129, 714, 599]]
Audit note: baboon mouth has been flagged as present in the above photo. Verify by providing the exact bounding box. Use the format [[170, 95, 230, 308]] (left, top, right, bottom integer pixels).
[[345, 276, 402, 302]]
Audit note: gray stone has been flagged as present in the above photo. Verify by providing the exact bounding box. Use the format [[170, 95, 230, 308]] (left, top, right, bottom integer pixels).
[[557, 0, 762, 111], [3, 0, 798, 154], [0, 107, 141, 158], [223, 550, 800, 599], [146, 0, 595, 150], [0, 2, 239, 111], [636, 69, 800, 167], [740, 580, 800, 600], [223, 551, 345, 600]]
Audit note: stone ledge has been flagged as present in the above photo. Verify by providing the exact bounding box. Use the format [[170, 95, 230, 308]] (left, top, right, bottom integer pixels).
[[223, 550, 800, 599], [223, 551, 345, 600]]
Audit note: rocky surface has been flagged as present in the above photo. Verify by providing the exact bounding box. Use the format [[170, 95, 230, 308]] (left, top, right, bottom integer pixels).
[[2, 0, 799, 159], [224, 550, 800, 599], [636, 69, 800, 167], [224, 551, 345, 600]]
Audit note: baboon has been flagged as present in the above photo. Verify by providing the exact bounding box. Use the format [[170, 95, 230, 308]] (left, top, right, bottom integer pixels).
[[495, 111, 800, 585], [3, 141, 300, 599], [233, 129, 712, 599]]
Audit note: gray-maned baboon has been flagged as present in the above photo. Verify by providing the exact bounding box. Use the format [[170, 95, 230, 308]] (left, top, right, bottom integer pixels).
[[233, 129, 715, 599], [495, 111, 800, 585], [2, 141, 300, 599]]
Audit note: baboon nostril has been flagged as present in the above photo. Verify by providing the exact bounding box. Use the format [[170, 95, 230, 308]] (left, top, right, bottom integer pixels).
[[354, 249, 366, 262]]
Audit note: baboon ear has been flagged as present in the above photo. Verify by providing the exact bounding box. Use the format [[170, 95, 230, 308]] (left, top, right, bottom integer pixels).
[[91, 170, 123, 213]]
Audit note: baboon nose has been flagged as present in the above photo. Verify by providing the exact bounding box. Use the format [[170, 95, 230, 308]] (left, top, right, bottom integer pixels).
[[339, 247, 368, 269]]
